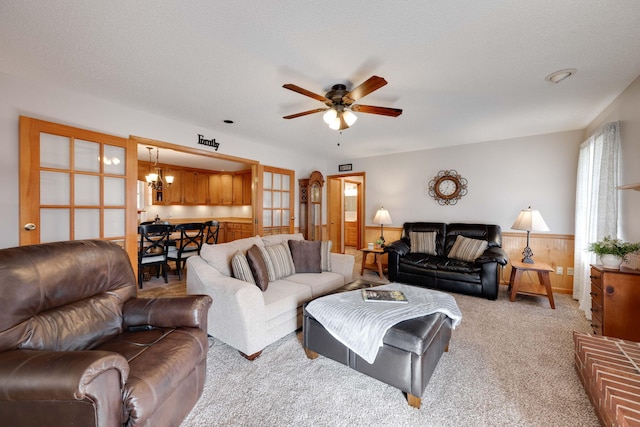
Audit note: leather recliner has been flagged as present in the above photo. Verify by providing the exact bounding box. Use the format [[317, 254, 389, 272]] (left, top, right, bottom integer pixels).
[[385, 222, 508, 300], [0, 240, 212, 427]]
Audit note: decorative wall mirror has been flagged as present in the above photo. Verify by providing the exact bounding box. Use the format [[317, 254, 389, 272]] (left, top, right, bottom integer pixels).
[[299, 170, 324, 240]]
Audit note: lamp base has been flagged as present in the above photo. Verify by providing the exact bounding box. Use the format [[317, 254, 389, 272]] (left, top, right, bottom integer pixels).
[[521, 246, 535, 264]]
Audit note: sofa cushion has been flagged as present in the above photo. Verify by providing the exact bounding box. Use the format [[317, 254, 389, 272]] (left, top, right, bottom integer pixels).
[[260, 242, 296, 281], [448, 235, 488, 262], [321, 240, 332, 272], [286, 272, 346, 298], [410, 231, 437, 255], [231, 251, 256, 284], [247, 244, 269, 291], [200, 236, 264, 277], [261, 280, 314, 322], [289, 240, 322, 273], [261, 233, 304, 247]]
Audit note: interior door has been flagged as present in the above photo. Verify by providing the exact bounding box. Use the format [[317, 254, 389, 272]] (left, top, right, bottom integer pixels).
[[19, 116, 138, 265], [327, 177, 343, 253], [256, 165, 294, 236]]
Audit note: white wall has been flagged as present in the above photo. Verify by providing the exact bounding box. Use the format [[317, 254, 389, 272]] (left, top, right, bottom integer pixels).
[[344, 130, 583, 235], [0, 72, 327, 248], [584, 74, 640, 241]]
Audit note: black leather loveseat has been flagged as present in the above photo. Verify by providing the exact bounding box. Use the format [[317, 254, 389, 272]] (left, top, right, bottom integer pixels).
[[385, 222, 508, 300]]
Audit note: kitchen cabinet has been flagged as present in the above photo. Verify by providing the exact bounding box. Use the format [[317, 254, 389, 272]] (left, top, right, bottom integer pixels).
[[223, 222, 253, 242], [590, 265, 640, 341], [182, 171, 208, 205], [220, 174, 233, 205]]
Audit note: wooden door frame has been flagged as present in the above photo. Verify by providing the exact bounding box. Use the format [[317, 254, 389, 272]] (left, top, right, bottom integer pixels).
[[327, 172, 366, 253]]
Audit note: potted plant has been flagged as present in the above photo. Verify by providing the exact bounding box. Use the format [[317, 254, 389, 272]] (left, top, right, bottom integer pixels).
[[588, 236, 640, 269], [374, 238, 384, 249]]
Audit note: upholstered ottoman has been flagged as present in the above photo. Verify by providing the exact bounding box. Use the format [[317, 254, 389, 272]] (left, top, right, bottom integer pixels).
[[302, 284, 457, 409]]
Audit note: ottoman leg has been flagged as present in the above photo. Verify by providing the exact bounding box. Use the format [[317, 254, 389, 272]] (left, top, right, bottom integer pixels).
[[408, 394, 421, 409]]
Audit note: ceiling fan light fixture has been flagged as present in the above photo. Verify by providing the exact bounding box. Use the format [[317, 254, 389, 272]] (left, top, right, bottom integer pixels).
[[323, 108, 338, 125], [328, 116, 342, 130], [342, 110, 357, 127]]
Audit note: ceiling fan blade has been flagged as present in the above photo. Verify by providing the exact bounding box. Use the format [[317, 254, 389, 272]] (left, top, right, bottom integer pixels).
[[282, 84, 330, 103], [282, 108, 327, 119], [351, 104, 403, 117], [342, 76, 388, 105]]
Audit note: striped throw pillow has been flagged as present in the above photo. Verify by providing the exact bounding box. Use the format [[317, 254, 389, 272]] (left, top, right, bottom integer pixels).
[[410, 231, 437, 255], [231, 251, 256, 284], [259, 242, 296, 281], [321, 240, 332, 272], [448, 235, 488, 262]]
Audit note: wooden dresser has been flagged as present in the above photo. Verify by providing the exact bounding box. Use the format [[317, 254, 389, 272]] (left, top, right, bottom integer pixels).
[[590, 265, 640, 341]]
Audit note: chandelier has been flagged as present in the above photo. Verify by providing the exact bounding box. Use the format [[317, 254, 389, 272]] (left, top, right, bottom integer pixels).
[[145, 146, 174, 191]]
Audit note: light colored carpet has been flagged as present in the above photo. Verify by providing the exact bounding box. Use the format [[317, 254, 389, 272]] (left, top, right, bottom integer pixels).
[[181, 286, 599, 427]]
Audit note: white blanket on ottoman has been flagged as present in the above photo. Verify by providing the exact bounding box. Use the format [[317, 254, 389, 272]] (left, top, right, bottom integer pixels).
[[305, 283, 462, 364]]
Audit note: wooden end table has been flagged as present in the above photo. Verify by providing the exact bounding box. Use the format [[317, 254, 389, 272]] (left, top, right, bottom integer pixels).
[[359, 247, 386, 280], [508, 260, 555, 309]]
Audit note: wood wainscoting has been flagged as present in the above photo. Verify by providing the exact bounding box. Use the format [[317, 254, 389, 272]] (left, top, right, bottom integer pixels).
[[363, 227, 575, 295]]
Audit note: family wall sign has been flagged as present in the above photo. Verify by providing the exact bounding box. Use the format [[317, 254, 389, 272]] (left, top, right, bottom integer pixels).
[[197, 134, 220, 151]]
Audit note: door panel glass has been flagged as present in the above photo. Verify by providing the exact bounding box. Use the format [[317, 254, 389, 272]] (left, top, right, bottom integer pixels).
[[273, 191, 281, 208], [75, 209, 100, 239], [104, 145, 125, 175], [41, 171, 70, 205], [40, 208, 70, 242], [104, 177, 125, 206], [273, 174, 282, 190], [282, 192, 290, 209], [75, 174, 100, 205], [104, 209, 125, 237], [40, 133, 70, 169], [273, 210, 281, 226], [263, 210, 272, 227], [263, 190, 272, 208], [263, 172, 272, 189], [74, 139, 100, 173], [282, 174, 290, 191]]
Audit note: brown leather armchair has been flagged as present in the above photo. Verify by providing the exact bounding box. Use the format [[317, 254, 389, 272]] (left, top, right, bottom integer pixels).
[[0, 240, 212, 427]]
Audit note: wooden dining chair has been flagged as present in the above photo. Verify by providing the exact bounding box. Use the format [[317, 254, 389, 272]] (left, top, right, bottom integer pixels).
[[137, 223, 172, 288], [204, 220, 220, 245], [168, 222, 205, 280]]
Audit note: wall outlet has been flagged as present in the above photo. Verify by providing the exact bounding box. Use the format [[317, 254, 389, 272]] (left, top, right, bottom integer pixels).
[[567, 267, 574, 276], [556, 266, 563, 275]]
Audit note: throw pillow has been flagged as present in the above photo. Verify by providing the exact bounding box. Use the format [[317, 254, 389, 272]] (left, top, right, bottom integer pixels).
[[288, 240, 322, 273], [448, 235, 488, 262], [410, 231, 437, 255], [231, 251, 256, 284], [259, 242, 296, 281], [320, 240, 332, 272], [247, 244, 269, 291]]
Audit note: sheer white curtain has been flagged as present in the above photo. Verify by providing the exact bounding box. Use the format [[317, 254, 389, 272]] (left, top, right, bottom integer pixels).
[[573, 122, 620, 319]]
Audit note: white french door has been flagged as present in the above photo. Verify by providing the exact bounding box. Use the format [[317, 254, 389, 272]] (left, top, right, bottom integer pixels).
[[19, 116, 138, 265]]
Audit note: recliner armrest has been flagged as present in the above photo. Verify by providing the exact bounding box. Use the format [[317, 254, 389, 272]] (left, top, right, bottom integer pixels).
[[384, 238, 411, 256], [0, 349, 129, 400], [123, 295, 213, 333], [476, 247, 508, 265]]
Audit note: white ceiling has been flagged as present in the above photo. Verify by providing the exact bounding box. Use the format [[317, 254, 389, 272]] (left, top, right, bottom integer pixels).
[[2, 1, 640, 165]]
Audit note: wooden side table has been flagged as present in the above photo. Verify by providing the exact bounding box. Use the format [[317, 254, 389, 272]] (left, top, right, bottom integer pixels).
[[359, 247, 386, 280], [508, 261, 555, 309]]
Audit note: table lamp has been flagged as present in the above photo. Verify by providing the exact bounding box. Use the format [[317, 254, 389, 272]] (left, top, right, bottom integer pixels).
[[511, 206, 550, 264], [373, 207, 393, 244]]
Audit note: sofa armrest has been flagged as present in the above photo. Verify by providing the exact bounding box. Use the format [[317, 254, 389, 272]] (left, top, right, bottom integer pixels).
[[476, 247, 509, 266], [384, 238, 411, 257], [330, 252, 355, 283], [186, 256, 268, 356], [0, 349, 128, 400], [123, 295, 213, 333]]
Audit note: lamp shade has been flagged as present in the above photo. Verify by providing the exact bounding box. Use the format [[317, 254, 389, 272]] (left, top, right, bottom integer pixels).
[[323, 108, 337, 125], [511, 207, 550, 232], [373, 207, 393, 225]]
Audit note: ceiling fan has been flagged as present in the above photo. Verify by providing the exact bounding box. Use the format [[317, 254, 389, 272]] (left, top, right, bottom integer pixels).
[[282, 75, 403, 130]]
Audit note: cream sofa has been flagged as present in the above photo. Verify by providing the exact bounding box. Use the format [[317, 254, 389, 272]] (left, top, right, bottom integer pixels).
[[186, 233, 354, 359]]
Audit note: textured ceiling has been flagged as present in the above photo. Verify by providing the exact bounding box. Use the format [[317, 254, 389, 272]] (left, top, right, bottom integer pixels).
[[2, 1, 640, 163]]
